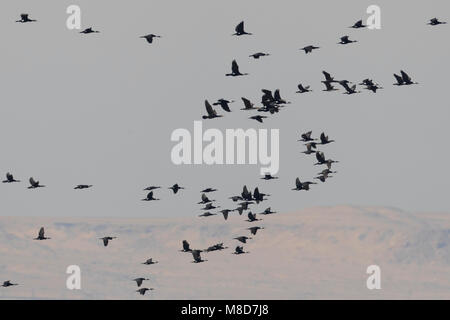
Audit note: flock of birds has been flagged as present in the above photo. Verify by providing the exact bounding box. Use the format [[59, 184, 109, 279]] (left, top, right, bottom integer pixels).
[[2, 12, 447, 297]]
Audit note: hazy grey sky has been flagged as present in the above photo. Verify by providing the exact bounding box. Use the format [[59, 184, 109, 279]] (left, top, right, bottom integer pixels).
[[1, 0, 450, 217]]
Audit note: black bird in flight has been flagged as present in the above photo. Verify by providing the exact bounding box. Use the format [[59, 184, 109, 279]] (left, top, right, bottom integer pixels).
[[241, 97, 257, 110], [428, 18, 446, 26], [393, 70, 418, 86], [233, 21, 252, 36], [322, 81, 338, 92], [292, 178, 316, 191], [250, 52, 270, 59], [213, 99, 234, 112], [340, 81, 360, 95], [2, 281, 18, 287], [28, 177, 45, 189], [140, 34, 161, 43], [299, 131, 316, 142], [192, 250, 206, 263], [80, 27, 100, 34], [16, 14, 36, 23], [181, 240, 192, 252], [315, 151, 339, 169], [233, 246, 248, 255], [34, 227, 50, 240], [133, 277, 150, 287], [201, 187, 217, 193], [350, 20, 366, 28], [322, 71, 338, 83], [246, 212, 261, 222], [144, 186, 161, 191], [261, 174, 278, 180], [302, 142, 317, 155], [338, 35, 357, 44], [142, 191, 160, 201], [226, 60, 248, 77], [248, 226, 263, 235], [74, 184, 92, 190], [320, 132, 335, 145], [250, 115, 267, 123], [296, 84, 312, 93], [99, 236, 116, 247], [136, 288, 153, 295], [142, 258, 158, 265], [198, 193, 214, 204], [199, 212, 216, 218], [169, 183, 185, 194], [2, 172, 20, 183], [202, 100, 223, 119], [234, 236, 251, 244], [260, 207, 276, 215], [301, 45, 320, 54]]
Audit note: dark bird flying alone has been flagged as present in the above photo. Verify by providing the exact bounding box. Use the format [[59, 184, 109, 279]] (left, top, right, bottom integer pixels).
[[296, 84, 312, 93], [74, 184, 92, 190], [301, 45, 320, 54], [233, 21, 252, 36], [249, 115, 267, 123], [140, 34, 161, 43], [319, 132, 335, 145], [201, 188, 217, 193], [100, 236, 116, 247], [233, 246, 248, 254], [3, 172, 20, 183], [169, 183, 185, 194], [240, 97, 257, 110], [203, 100, 223, 119], [338, 35, 357, 44], [142, 258, 158, 265], [192, 250, 206, 263], [350, 20, 366, 28], [428, 18, 447, 26], [248, 226, 264, 235], [2, 281, 18, 287], [28, 177, 45, 189], [136, 288, 153, 295], [234, 236, 251, 243], [133, 278, 150, 287], [213, 99, 234, 112], [34, 227, 50, 240], [142, 191, 159, 201], [226, 60, 248, 77], [260, 207, 276, 215], [250, 52, 269, 59], [80, 27, 100, 34], [144, 186, 161, 191], [16, 14, 36, 23]]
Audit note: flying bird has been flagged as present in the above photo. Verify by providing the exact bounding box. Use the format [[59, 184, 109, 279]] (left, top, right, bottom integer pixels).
[[169, 183, 185, 194], [203, 100, 223, 119], [144, 186, 161, 191], [322, 81, 338, 92], [213, 99, 234, 112], [80, 27, 100, 34], [248, 226, 264, 235], [296, 84, 312, 93], [301, 45, 320, 54], [201, 188, 217, 193], [250, 52, 269, 59], [133, 278, 150, 287], [302, 142, 317, 155], [220, 209, 233, 221], [142, 258, 158, 265], [100, 236, 116, 247], [319, 132, 335, 145], [299, 131, 316, 142], [191, 250, 206, 263], [338, 35, 357, 44], [2, 281, 18, 287], [226, 60, 248, 77], [136, 288, 153, 295], [74, 184, 92, 189], [199, 212, 217, 218], [246, 212, 261, 222], [350, 20, 366, 28], [28, 177, 45, 189], [428, 18, 447, 26], [241, 97, 257, 110], [234, 236, 251, 243], [16, 14, 36, 23], [233, 246, 248, 254], [142, 191, 159, 201], [322, 71, 338, 83], [340, 82, 360, 94], [181, 240, 192, 252], [249, 115, 267, 123], [202, 203, 219, 210], [292, 178, 316, 191], [34, 227, 50, 240], [233, 21, 252, 36], [2, 172, 20, 183], [198, 193, 214, 204], [261, 174, 278, 180], [260, 207, 276, 215], [140, 34, 161, 43]]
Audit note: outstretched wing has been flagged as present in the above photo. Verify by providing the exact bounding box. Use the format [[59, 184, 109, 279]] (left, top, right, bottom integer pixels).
[[394, 73, 404, 85], [400, 70, 411, 83], [204, 100, 216, 117], [21, 14, 29, 21], [29, 177, 36, 186], [231, 60, 240, 74], [322, 71, 333, 81], [235, 21, 244, 33], [39, 227, 45, 238]]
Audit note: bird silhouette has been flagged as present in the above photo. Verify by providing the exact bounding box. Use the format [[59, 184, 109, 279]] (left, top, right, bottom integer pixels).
[[338, 35, 357, 44], [136, 288, 153, 295], [393, 70, 418, 85], [249, 115, 267, 123], [133, 278, 150, 287], [234, 236, 251, 244], [2, 172, 20, 183], [140, 34, 161, 43], [100, 236, 116, 247], [142, 258, 158, 265], [181, 240, 192, 252], [192, 250, 206, 263], [301, 45, 320, 54], [250, 52, 269, 59], [28, 177, 45, 189], [169, 183, 185, 194], [2, 281, 18, 287], [74, 184, 92, 190], [203, 100, 223, 119], [142, 191, 160, 201], [80, 27, 100, 34], [34, 227, 50, 240], [16, 14, 36, 23], [296, 84, 312, 93], [350, 20, 366, 28], [233, 21, 252, 36], [428, 18, 447, 26], [226, 60, 248, 76], [213, 99, 234, 112]]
